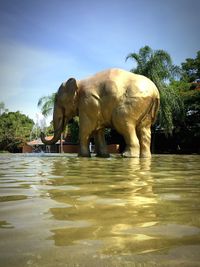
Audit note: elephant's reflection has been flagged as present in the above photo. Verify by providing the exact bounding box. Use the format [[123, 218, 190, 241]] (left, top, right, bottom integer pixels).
[[44, 157, 158, 253]]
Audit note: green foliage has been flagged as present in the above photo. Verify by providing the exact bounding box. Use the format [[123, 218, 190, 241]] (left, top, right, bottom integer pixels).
[[0, 111, 34, 152], [68, 117, 79, 143], [175, 53, 200, 136], [158, 85, 184, 134], [181, 51, 200, 82], [169, 80, 191, 92], [154, 79, 200, 153], [176, 90, 200, 153], [182, 90, 200, 111], [126, 45, 181, 85], [171, 79, 200, 114], [181, 90, 200, 137]]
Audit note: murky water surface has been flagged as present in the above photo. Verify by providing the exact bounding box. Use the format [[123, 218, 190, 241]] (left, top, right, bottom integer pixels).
[[0, 154, 200, 267]]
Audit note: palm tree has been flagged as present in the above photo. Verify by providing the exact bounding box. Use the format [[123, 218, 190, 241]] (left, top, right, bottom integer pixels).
[[126, 45, 183, 134], [37, 93, 56, 117]]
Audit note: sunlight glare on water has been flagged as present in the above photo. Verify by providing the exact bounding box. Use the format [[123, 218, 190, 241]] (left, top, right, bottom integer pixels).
[[0, 154, 200, 267]]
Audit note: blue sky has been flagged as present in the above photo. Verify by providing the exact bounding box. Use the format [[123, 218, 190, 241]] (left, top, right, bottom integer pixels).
[[0, 0, 199, 124]]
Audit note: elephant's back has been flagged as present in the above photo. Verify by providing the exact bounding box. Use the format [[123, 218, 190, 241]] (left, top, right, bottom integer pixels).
[[79, 68, 159, 99], [128, 73, 159, 99], [108, 69, 159, 99]]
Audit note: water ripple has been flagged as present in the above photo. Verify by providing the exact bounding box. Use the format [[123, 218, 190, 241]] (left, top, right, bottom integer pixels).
[[0, 154, 200, 267]]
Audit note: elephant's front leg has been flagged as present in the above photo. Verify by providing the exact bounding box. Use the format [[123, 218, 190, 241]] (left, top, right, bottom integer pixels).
[[78, 116, 94, 157], [79, 130, 91, 157], [95, 129, 110, 158]]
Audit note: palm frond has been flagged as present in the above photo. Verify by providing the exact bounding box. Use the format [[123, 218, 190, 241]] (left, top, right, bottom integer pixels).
[[37, 93, 56, 117]]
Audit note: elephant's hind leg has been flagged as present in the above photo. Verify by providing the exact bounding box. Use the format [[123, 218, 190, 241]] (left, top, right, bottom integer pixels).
[[122, 126, 140, 158], [114, 120, 140, 157], [136, 117, 152, 158], [95, 129, 110, 158]]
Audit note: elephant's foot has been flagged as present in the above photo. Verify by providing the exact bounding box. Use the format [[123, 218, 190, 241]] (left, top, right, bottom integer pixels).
[[140, 152, 151, 158], [78, 149, 91, 157], [79, 145, 91, 157], [122, 149, 139, 158]]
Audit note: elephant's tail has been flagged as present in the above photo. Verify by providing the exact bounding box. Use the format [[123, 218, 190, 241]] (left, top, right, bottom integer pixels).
[[151, 97, 160, 125], [139, 97, 160, 125]]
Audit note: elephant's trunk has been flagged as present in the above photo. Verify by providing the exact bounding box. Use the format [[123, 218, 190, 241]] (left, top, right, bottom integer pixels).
[[40, 117, 63, 145]]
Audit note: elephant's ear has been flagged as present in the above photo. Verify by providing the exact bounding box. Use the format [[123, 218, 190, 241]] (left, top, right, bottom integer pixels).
[[66, 78, 78, 96]]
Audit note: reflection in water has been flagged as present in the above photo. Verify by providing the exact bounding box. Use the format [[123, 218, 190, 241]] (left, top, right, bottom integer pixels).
[[0, 154, 200, 267]]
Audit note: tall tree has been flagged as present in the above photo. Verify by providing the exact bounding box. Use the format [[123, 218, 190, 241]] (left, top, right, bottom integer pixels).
[[126, 45, 183, 134]]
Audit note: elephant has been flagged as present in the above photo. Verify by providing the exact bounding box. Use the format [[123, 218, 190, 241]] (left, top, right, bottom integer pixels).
[[41, 68, 160, 157]]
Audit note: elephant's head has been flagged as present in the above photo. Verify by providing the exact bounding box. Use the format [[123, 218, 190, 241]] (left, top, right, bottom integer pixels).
[[41, 78, 79, 145]]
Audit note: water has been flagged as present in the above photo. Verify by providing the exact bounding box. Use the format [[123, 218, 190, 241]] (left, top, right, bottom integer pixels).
[[0, 154, 200, 267]]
